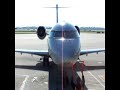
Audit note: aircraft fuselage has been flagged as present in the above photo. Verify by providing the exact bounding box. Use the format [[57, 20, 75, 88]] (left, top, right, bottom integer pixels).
[[48, 22, 81, 66]]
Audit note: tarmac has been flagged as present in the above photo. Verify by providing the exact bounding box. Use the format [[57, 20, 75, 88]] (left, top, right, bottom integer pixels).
[[15, 32, 105, 90]]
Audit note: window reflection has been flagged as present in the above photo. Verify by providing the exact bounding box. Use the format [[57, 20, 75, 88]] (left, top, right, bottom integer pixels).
[[50, 31, 79, 38]]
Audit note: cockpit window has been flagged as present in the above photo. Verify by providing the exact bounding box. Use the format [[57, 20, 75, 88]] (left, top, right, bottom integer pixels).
[[49, 30, 79, 38]]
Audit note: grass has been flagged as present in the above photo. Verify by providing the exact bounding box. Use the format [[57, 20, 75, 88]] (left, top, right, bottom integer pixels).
[[15, 30, 36, 34], [15, 32, 36, 34], [15, 30, 105, 34]]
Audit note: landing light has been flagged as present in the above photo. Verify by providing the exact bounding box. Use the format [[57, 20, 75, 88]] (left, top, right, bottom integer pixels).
[[59, 37, 65, 41]]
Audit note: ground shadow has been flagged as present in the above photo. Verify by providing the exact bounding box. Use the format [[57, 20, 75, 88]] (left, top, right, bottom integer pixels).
[[15, 61, 50, 71], [48, 63, 88, 90], [75, 62, 105, 71], [15, 61, 105, 71], [15, 61, 105, 90]]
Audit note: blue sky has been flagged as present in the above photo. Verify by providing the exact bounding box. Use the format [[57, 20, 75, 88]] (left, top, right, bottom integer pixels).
[[15, 0, 105, 27]]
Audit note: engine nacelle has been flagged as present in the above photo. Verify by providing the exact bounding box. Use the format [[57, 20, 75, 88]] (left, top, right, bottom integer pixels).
[[75, 26, 80, 34], [37, 26, 46, 40]]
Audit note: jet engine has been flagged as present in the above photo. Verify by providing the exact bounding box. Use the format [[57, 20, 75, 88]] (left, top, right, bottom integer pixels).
[[37, 26, 46, 40], [75, 26, 80, 34]]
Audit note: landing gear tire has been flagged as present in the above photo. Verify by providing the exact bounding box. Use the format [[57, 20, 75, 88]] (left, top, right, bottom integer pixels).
[[43, 57, 49, 67]]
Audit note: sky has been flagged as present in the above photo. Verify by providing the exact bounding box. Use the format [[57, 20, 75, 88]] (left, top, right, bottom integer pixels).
[[15, 0, 105, 28]]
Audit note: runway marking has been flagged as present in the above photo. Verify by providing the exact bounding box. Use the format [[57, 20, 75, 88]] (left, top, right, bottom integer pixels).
[[97, 61, 103, 64], [44, 82, 48, 84], [87, 71, 105, 88], [31, 77, 38, 82], [98, 75, 105, 82], [19, 75, 29, 90]]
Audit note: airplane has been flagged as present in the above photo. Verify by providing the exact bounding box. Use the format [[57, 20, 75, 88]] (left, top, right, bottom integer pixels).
[[15, 4, 105, 88], [15, 22, 105, 66]]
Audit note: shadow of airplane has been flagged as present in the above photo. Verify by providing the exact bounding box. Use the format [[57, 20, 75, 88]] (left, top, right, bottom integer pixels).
[[15, 61, 50, 71], [15, 61, 104, 90], [15, 61, 105, 71], [75, 62, 105, 71], [48, 63, 88, 90]]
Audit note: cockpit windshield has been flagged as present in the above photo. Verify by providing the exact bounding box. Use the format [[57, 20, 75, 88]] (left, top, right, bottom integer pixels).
[[49, 30, 79, 38]]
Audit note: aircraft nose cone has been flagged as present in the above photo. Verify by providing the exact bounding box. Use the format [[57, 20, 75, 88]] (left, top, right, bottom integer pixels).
[[52, 39, 80, 64]]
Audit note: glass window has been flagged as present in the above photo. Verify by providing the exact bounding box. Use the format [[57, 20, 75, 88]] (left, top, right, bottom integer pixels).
[[49, 30, 79, 38]]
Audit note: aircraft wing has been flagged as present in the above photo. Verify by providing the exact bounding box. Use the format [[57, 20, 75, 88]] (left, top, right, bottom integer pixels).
[[80, 48, 105, 55], [15, 49, 49, 57]]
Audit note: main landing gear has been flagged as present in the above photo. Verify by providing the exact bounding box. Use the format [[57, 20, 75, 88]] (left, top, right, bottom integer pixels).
[[40, 57, 49, 67]]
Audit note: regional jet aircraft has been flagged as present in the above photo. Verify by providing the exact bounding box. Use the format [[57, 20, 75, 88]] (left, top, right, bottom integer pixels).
[[15, 4, 105, 87], [15, 22, 105, 87], [15, 22, 105, 66], [15, 4, 105, 66]]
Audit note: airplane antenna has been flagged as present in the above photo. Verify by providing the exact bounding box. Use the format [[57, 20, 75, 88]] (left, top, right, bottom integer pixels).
[[44, 4, 69, 23]]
